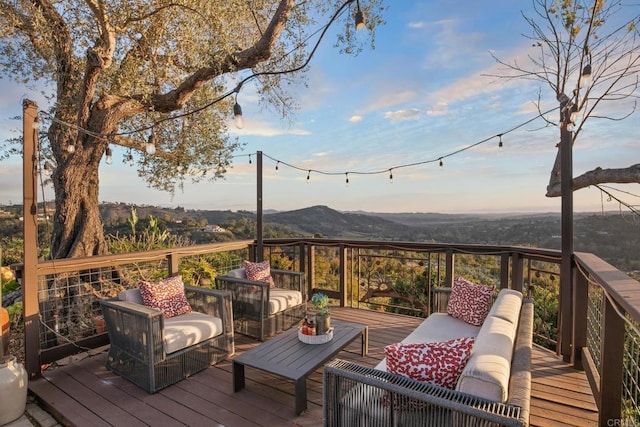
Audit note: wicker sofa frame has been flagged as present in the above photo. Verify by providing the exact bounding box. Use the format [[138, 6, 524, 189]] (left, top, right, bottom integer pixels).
[[323, 299, 534, 426], [215, 269, 306, 341], [100, 286, 235, 393]]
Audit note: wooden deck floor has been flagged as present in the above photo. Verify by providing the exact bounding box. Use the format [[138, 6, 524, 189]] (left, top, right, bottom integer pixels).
[[29, 307, 598, 426]]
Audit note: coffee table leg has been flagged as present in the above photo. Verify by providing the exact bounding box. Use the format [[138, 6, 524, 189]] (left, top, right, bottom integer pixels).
[[294, 378, 307, 415], [361, 326, 369, 356], [233, 361, 245, 392]]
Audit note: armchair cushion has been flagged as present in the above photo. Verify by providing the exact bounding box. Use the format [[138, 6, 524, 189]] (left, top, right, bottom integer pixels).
[[268, 288, 304, 315], [163, 311, 224, 354], [243, 260, 275, 287], [138, 275, 192, 319]]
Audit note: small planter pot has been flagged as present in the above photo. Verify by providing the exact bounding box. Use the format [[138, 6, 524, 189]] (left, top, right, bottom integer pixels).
[[0, 355, 28, 425], [315, 314, 331, 336]]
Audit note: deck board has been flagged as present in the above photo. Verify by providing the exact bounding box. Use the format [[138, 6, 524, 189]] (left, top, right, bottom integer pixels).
[[29, 307, 599, 426]]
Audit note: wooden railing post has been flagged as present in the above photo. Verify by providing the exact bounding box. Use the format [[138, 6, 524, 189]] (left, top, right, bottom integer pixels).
[[307, 245, 315, 299], [167, 253, 179, 277], [572, 266, 588, 370], [444, 250, 454, 288], [598, 295, 625, 425], [510, 252, 524, 292], [500, 253, 510, 289], [339, 245, 347, 307], [22, 100, 41, 379]]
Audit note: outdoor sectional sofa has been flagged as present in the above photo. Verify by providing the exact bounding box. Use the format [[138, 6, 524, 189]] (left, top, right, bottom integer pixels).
[[324, 285, 534, 426]]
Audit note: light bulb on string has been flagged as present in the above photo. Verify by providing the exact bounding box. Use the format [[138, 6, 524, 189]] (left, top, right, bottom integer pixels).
[[439, 158, 444, 168], [146, 132, 156, 155], [275, 161, 280, 171], [498, 134, 503, 150], [389, 169, 393, 184], [345, 172, 350, 187], [579, 63, 592, 88], [354, 0, 366, 30], [248, 154, 252, 165], [233, 91, 244, 129], [66, 143, 76, 153], [105, 146, 113, 165], [307, 170, 311, 183], [32, 115, 40, 130]]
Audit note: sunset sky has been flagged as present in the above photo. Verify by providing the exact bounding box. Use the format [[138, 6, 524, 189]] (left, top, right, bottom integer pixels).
[[1, 1, 638, 214]]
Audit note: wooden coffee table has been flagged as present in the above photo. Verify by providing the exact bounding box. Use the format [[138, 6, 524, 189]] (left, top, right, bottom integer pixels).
[[232, 318, 368, 415]]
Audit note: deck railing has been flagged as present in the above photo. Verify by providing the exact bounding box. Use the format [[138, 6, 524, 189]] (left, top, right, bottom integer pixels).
[[12, 239, 640, 424]]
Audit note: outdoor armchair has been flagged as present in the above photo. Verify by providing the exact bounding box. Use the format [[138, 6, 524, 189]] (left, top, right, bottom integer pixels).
[[100, 285, 234, 393], [215, 268, 306, 341]]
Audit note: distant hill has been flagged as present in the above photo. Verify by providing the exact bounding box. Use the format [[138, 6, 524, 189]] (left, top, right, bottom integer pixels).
[[2, 202, 638, 272]]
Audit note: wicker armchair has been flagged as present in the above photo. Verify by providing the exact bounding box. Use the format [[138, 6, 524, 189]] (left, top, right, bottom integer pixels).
[[100, 286, 234, 393], [215, 268, 306, 341]]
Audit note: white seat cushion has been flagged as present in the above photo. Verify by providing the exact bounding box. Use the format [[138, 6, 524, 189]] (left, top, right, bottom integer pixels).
[[268, 288, 303, 315], [375, 313, 481, 371], [455, 315, 517, 402], [162, 311, 223, 354]]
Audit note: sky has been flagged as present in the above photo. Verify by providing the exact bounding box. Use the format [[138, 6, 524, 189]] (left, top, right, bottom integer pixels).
[[1, 1, 639, 215]]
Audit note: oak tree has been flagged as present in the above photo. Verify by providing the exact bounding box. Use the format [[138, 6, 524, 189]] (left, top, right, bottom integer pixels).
[[0, 0, 382, 258]]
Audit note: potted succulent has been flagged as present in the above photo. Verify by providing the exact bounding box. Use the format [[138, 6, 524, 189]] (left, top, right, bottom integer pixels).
[[311, 293, 331, 335]]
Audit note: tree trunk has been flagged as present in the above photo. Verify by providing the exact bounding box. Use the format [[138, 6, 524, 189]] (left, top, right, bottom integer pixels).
[[50, 141, 107, 259]]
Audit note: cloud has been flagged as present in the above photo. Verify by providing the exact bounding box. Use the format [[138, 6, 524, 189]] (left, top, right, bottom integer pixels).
[[384, 108, 422, 121], [427, 101, 449, 116], [408, 21, 426, 29], [349, 115, 363, 123], [229, 120, 311, 137], [367, 90, 417, 113]]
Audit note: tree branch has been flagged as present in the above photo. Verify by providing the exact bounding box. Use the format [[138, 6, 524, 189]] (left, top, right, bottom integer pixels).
[[546, 164, 640, 197]]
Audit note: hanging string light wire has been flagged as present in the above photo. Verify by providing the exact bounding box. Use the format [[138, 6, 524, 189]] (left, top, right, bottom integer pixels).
[[259, 106, 559, 180]]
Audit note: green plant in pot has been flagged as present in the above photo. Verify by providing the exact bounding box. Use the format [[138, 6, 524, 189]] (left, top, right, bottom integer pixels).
[[311, 293, 331, 335]]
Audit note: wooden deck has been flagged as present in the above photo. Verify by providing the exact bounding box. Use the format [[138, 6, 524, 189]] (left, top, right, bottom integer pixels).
[[29, 307, 598, 426]]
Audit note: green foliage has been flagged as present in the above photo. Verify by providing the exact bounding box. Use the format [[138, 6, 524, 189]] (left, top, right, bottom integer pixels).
[[106, 214, 192, 253], [311, 293, 330, 315]]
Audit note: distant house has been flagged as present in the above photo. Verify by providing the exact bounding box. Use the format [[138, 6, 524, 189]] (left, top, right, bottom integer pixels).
[[203, 224, 227, 233]]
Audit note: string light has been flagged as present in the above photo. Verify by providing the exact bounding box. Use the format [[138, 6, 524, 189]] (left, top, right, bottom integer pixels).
[[67, 143, 76, 153], [498, 134, 503, 150], [307, 170, 311, 182], [248, 154, 252, 165], [105, 146, 113, 165], [145, 133, 156, 155], [255, 107, 558, 185], [389, 169, 393, 183], [354, 0, 366, 30], [233, 88, 244, 129], [275, 161, 280, 171]]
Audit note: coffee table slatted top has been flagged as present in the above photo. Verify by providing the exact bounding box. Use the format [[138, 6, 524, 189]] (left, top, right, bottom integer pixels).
[[233, 319, 367, 380]]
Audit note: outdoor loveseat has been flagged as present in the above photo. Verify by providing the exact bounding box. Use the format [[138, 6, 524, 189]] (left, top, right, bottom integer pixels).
[[100, 279, 234, 393], [215, 265, 306, 341], [324, 282, 534, 426]]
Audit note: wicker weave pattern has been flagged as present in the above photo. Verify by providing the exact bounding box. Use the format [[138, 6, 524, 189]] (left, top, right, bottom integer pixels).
[[100, 286, 234, 393], [323, 300, 534, 426], [215, 269, 306, 341]]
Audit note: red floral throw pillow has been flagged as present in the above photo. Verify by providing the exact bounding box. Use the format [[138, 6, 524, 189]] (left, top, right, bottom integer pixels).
[[243, 260, 275, 288], [138, 275, 192, 318], [385, 337, 475, 389], [446, 277, 495, 326]]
